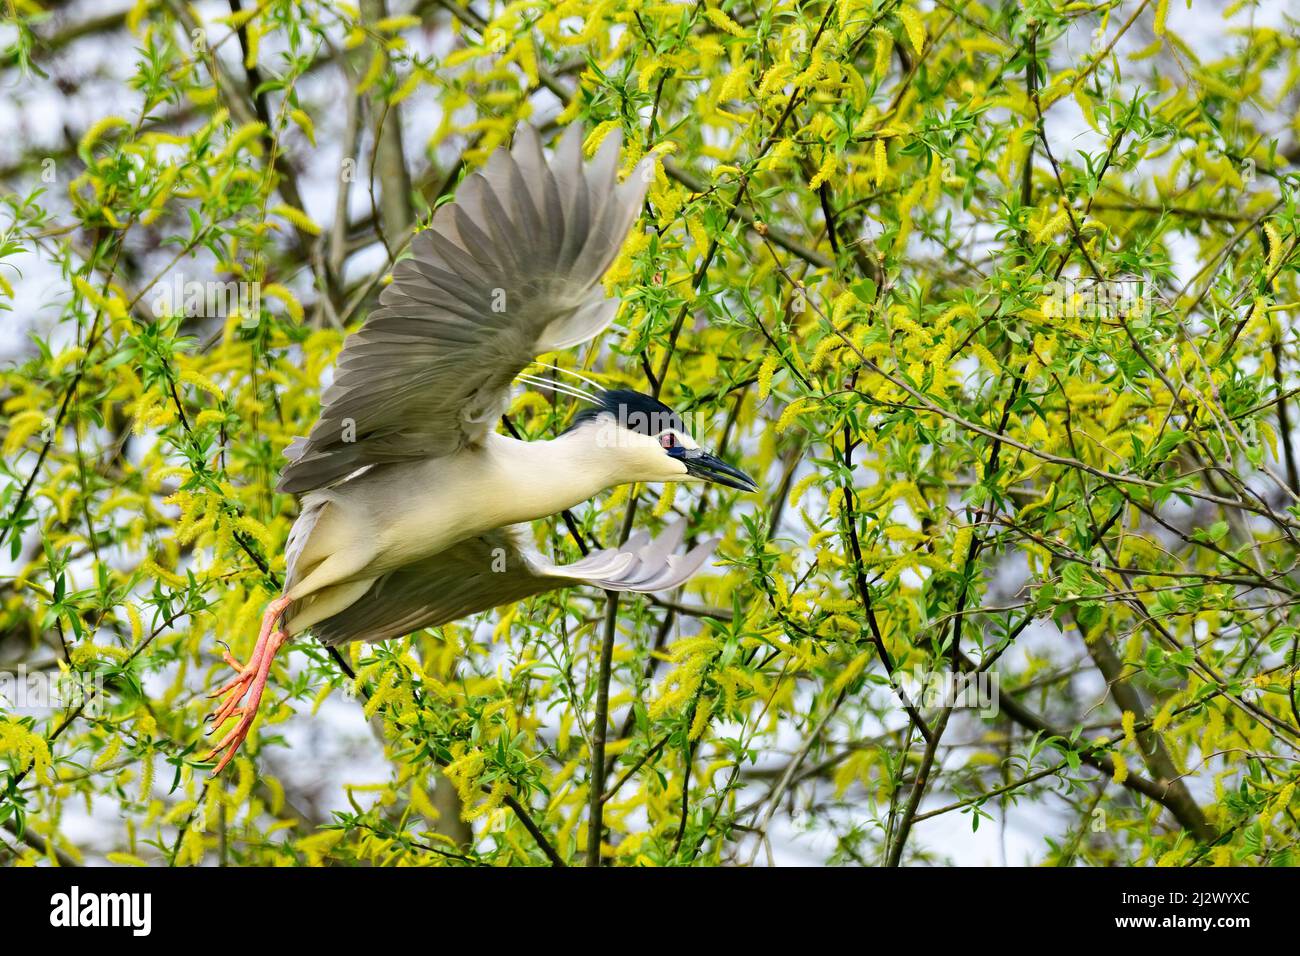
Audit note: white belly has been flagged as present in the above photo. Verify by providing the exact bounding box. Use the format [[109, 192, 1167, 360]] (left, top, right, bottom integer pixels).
[[294, 432, 612, 586], [278, 427, 623, 637]]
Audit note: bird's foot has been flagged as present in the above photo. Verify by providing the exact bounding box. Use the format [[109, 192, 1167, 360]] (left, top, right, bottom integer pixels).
[[204, 628, 287, 774], [204, 595, 292, 775]]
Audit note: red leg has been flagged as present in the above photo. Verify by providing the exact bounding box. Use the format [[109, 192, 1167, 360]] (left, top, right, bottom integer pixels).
[[205, 628, 288, 774], [205, 595, 293, 774], [208, 595, 292, 701]]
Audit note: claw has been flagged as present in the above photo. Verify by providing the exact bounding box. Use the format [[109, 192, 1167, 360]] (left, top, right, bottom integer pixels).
[[206, 707, 244, 734], [203, 713, 253, 765]]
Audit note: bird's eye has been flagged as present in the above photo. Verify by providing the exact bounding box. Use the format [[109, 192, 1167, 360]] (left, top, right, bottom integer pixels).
[[660, 432, 677, 449]]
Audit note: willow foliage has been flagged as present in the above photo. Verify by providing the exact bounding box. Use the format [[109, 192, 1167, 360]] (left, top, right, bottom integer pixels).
[[2, 0, 1300, 867]]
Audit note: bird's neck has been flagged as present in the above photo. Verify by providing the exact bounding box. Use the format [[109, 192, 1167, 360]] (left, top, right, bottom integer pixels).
[[482, 430, 624, 524]]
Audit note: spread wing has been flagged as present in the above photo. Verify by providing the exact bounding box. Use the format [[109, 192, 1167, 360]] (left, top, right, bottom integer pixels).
[[310, 520, 718, 647], [277, 124, 651, 494]]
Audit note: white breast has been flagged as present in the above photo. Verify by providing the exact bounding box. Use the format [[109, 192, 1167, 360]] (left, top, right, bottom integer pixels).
[[316, 431, 614, 578]]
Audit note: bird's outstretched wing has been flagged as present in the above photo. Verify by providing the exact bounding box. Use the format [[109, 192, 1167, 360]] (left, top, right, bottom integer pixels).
[[278, 124, 651, 494], [310, 521, 717, 647]]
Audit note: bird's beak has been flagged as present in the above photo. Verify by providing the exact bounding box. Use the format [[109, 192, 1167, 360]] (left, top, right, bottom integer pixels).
[[679, 449, 758, 492]]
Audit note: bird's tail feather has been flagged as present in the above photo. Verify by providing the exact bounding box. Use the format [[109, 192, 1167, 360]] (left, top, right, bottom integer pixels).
[[555, 520, 720, 593]]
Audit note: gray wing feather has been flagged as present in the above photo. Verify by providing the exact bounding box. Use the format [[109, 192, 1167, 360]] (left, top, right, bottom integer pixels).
[[283, 498, 328, 592], [278, 124, 651, 494], [312, 521, 718, 647]]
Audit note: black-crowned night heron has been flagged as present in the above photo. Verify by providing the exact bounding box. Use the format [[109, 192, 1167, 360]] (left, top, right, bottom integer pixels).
[[205, 124, 757, 773]]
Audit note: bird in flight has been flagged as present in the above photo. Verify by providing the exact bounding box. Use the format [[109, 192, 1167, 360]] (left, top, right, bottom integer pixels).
[[205, 124, 757, 773]]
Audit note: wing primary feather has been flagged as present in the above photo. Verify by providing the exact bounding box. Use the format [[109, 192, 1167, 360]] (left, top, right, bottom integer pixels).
[[278, 123, 649, 495]]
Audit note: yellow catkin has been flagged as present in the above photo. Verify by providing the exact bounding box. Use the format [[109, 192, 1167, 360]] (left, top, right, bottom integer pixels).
[[1033, 208, 1070, 244], [1121, 710, 1137, 746], [872, 28, 892, 80], [775, 398, 809, 433], [243, 23, 260, 69], [950, 526, 972, 571], [262, 283, 305, 321], [126, 603, 143, 644], [1111, 752, 1129, 785], [789, 472, 819, 508], [704, 8, 745, 37], [899, 8, 926, 54], [1154, 0, 1170, 36], [78, 116, 131, 156], [808, 151, 837, 190], [652, 481, 677, 518], [757, 353, 779, 400], [93, 735, 122, 770], [270, 204, 322, 237], [138, 750, 154, 802], [582, 120, 621, 157]]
